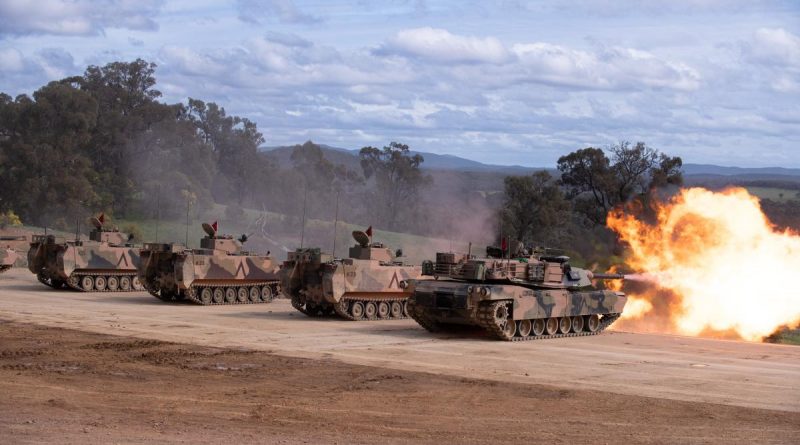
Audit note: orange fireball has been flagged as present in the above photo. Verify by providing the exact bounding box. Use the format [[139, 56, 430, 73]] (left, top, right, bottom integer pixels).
[[608, 187, 800, 341]]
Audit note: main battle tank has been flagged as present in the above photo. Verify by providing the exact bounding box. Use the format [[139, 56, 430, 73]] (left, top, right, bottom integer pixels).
[[281, 230, 422, 320], [27, 216, 143, 291], [407, 245, 627, 341], [0, 248, 19, 272], [138, 222, 280, 305]]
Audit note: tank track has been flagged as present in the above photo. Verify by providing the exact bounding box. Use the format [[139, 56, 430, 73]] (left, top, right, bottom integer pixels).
[[65, 271, 145, 292], [36, 272, 65, 289], [332, 296, 409, 321], [406, 299, 442, 332], [477, 300, 621, 341], [141, 282, 184, 303], [182, 281, 280, 306]]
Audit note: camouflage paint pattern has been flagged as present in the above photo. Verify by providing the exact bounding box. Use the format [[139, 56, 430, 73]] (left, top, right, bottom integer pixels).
[[138, 233, 280, 304], [282, 244, 421, 305], [411, 280, 625, 323], [408, 249, 627, 340], [28, 229, 141, 288]]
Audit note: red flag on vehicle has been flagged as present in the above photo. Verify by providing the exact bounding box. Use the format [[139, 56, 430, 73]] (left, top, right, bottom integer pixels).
[[98, 213, 105, 224], [365, 226, 373, 239], [211, 221, 218, 233]]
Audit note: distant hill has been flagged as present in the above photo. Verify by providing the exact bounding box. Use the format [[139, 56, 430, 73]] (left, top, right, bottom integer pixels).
[[260, 144, 539, 174], [682, 164, 800, 177], [261, 144, 799, 179]]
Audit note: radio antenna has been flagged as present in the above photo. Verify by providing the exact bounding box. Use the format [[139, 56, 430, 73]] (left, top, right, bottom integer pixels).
[[299, 184, 308, 249], [332, 191, 340, 257]]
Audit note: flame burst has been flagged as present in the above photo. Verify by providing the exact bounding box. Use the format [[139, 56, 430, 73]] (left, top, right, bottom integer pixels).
[[607, 187, 800, 341]]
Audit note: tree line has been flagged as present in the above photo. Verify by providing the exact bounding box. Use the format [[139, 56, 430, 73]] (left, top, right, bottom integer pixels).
[[0, 59, 429, 235]]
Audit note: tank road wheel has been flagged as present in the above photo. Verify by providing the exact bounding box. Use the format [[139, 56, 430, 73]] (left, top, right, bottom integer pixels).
[[350, 301, 365, 320], [532, 319, 545, 336], [402, 300, 410, 317], [80, 276, 94, 291], [238, 287, 249, 303], [586, 314, 600, 333], [261, 285, 273, 302], [571, 316, 585, 333], [364, 301, 377, 319], [107, 276, 119, 291], [558, 317, 572, 334], [517, 319, 532, 337], [200, 288, 214, 305], [502, 318, 517, 338], [249, 286, 260, 303], [220, 287, 236, 304], [119, 276, 131, 291], [94, 276, 107, 291], [377, 302, 390, 319], [390, 301, 403, 318], [544, 318, 558, 335], [132, 276, 143, 291]]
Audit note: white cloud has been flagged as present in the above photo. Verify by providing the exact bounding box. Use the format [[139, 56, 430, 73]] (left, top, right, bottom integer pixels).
[[743, 27, 800, 68], [0, 47, 25, 72], [235, 0, 320, 25], [511, 43, 701, 91], [377, 27, 512, 64], [0, 0, 163, 36]]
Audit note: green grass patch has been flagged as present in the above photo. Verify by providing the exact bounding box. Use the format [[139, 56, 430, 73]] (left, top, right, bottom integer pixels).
[[745, 187, 800, 203]]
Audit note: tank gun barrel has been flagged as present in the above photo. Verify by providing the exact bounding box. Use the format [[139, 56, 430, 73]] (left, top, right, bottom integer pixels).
[[590, 272, 626, 280]]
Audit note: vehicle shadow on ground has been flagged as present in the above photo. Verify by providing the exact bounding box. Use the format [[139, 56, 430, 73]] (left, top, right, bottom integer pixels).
[[218, 310, 330, 321], [90, 294, 169, 306], [0, 283, 69, 293]]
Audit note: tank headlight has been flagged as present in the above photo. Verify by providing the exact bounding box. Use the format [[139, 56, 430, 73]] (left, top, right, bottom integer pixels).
[[467, 285, 474, 294], [480, 287, 489, 296], [399, 280, 408, 289]]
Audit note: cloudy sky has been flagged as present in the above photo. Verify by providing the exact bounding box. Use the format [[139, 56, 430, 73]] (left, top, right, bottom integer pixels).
[[1, 0, 799, 167]]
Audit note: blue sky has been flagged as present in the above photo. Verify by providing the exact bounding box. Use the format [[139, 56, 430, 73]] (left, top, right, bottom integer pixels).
[[1, 0, 799, 167]]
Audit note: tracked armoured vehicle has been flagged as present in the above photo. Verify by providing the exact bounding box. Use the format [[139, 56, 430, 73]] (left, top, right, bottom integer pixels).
[[0, 248, 19, 272], [138, 222, 280, 305], [407, 246, 626, 341], [281, 230, 423, 320], [27, 216, 143, 291]]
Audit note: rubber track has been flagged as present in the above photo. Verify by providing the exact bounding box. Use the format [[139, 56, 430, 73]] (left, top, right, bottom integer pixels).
[[183, 281, 280, 306], [328, 296, 409, 321], [65, 271, 144, 293], [477, 301, 622, 341]]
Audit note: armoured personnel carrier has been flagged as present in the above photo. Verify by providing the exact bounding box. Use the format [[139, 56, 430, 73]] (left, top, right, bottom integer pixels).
[[27, 216, 143, 291], [138, 222, 280, 305], [407, 246, 627, 341], [0, 248, 19, 272], [281, 230, 423, 320]]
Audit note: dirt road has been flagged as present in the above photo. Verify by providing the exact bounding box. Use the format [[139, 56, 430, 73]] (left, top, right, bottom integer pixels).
[[2, 321, 798, 444], [1, 268, 798, 418]]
